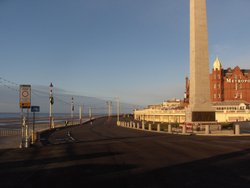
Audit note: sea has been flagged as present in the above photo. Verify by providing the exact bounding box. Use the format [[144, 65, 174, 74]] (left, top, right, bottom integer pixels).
[[0, 112, 71, 119], [0, 112, 94, 128]]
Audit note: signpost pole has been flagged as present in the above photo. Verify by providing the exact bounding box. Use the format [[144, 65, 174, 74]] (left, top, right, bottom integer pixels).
[[19, 85, 31, 148], [27, 108, 29, 142], [32, 111, 35, 144], [20, 108, 24, 148]]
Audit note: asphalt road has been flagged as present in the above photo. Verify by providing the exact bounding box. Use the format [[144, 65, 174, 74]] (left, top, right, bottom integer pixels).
[[0, 117, 250, 187]]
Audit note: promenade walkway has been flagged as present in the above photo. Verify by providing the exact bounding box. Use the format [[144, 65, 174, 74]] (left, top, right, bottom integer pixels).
[[0, 117, 90, 149], [0, 117, 250, 187]]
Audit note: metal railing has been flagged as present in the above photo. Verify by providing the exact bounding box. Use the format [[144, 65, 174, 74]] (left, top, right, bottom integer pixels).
[[0, 128, 22, 137]]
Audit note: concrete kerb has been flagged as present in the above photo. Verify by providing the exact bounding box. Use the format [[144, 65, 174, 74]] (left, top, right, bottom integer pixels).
[[196, 133, 250, 137], [118, 121, 250, 137], [119, 121, 192, 136]]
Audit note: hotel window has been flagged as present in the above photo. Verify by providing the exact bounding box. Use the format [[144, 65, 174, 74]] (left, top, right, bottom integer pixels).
[[214, 94, 216, 99], [218, 94, 221, 98], [214, 74, 216, 79], [218, 74, 220, 80], [218, 83, 220, 89], [214, 83, 216, 89]]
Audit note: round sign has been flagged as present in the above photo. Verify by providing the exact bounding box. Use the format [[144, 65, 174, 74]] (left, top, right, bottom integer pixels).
[[22, 91, 29, 97]]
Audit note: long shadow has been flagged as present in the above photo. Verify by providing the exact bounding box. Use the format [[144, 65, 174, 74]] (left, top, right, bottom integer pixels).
[[0, 150, 123, 170], [1, 148, 250, 187], [0, 147, 250, 187], [0, 163, 138, 188], [66, 147, 250, 188], [120, 148, 250, 188]]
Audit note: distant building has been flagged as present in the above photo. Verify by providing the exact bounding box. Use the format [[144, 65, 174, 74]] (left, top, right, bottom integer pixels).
[[210, 57, 250, 102], [134, 58, 250, 123], [185, 57, 250, 103], [134, 99, 186, 123], [134, 99, 250, 123]]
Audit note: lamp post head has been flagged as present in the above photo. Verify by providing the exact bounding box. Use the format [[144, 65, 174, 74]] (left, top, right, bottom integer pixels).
[[50, 82, 53, 88]]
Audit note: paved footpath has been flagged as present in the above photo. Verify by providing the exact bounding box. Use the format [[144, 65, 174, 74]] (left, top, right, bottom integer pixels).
[[0, 117, 250, 188]]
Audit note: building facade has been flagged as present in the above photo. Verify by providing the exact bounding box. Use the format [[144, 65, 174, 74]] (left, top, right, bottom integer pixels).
[[134, 58, 250, 123], [185, 57, 250, 103], [210, 57, 250, 102], [134, 99, 250, 123]]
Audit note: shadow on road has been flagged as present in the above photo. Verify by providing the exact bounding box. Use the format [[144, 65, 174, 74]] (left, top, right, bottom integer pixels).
[[0, 147, 249, 187]]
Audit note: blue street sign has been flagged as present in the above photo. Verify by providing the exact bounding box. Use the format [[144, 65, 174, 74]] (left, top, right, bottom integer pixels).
[[31, 106, 40, 112]]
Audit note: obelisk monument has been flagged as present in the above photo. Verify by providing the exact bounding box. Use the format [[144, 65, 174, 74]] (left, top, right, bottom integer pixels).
[[186, 0, 215, 122]]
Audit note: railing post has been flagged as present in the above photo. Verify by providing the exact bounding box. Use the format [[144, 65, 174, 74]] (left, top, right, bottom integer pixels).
[[133, 122, 136, 128], [235, 124, 240, 135], [182, 124, 186, 134], [205, 125, 210, 134], [168, 124, 172, 133], [157, 124, 160, 132], [148, 124, 152, 131]]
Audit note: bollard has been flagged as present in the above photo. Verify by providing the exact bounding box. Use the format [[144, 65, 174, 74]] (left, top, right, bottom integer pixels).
[[157, 124, 160, 132], [205, 125, 210, 134], [133, 122, 136, 128], [182, 124, 186, 134], [148, 124, 152, 131], [235, 124, 240, 135], [218, 124, 222, 131], [168, 124, 172, 133], [142, 121, 145, 130]]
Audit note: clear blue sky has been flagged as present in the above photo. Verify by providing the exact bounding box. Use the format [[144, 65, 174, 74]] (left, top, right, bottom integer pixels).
[[1, 0, 250, 106]]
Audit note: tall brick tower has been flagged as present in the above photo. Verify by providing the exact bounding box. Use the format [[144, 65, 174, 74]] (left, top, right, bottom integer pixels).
[[186, 0, 215, 122]]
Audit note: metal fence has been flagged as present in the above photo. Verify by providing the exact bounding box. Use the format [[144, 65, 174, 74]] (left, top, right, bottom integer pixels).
[[0, 128, 21, 137]]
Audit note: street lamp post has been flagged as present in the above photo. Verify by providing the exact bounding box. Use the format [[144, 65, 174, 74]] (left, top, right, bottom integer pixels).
[[49, 82, 54, 129], [71, 97, 74, 125], [106, 101, 112, 118], [89, 107, 93, 125], [116, 97, 120, 125], [79, 104, 83, 124]]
